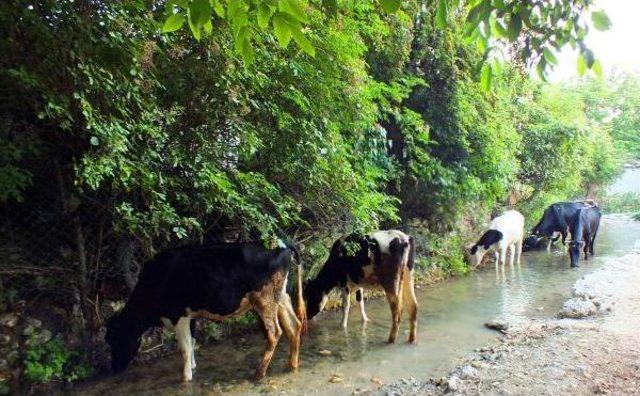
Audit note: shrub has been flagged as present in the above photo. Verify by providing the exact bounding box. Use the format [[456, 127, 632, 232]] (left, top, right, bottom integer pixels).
[[24, 336, 93, 384]]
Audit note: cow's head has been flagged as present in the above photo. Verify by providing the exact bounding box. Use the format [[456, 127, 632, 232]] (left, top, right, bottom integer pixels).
[[303, 281, 328, 320], [469, 230, 503, 266], [105, 314, 140, 373], [568, 240, 584, 267]]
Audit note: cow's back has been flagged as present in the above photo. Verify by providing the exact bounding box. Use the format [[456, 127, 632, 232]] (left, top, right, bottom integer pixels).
[[490, 210, 524, 244], [127, 243, 293, 323]]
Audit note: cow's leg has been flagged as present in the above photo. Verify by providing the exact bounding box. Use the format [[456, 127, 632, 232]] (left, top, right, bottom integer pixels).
[[546, 238, 552, 252], [356, 289, 369, 322], [175, 316, 194, 382], [499, 246, 507, 267], [189, 320, 196, 372], [508, 244, 515, 266], [493, 251, 499, 265], [402, 269, 418, 343], [254, 302, 282, 379], [516, 239, 523, 265], [385, 286, 404, 344], [590, 227, 599, 255], [340, 288, 351, 328], [278, 293, 301, 371]]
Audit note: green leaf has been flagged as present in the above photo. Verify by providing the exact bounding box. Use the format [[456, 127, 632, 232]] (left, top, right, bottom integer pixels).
[[272, 14, 292, 47], [278, 0, 308, 23], [592, 59, 603, 77], [436, 0, 447, 29], [203, 19, 213, 35], [507, 14, 522, 41], [212, 0, 225, 18], [542, 48, 557, 65], [577, 54, 587, 76], [162, 13, 185, 33], [187, 7, 202, 40], [322, 0, 338, 17], [257, 4, 273, 29], [291, 28, 315, 56], [492, 19, 507, 38], [242, 36, 254, 64], [380, 0, 401, 13], [480, 63, 492, 91], [90, 136, 99, 146], [189, 0, 211, 27], [591, 10, 612, 31]]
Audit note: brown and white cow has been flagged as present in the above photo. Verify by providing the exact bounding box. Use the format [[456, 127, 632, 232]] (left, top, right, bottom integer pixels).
[[304, 230, 418, 343]]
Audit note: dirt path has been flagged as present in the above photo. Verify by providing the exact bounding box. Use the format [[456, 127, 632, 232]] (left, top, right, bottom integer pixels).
[[381, 251, 640, 395]]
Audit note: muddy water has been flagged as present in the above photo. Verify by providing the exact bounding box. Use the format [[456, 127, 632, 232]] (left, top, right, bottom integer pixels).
[[73, 216, 640, 396]]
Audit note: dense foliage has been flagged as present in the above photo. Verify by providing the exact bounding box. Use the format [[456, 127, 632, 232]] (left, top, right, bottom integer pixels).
[[0, 0, 631, 390]]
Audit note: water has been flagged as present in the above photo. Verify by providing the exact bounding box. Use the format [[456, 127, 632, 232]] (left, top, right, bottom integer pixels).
[[72, 216, 640, 396], [608, 167, 640, 194]]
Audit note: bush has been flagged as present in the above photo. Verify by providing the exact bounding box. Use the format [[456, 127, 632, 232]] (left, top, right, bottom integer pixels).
[[24, 336, 93, 384]]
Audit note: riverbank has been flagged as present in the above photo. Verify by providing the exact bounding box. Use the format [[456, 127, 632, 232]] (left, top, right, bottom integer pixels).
[[381, 249, 640, 395]]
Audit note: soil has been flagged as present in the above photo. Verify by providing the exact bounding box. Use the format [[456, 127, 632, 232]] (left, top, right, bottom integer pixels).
[[380, 251, 640, 395]]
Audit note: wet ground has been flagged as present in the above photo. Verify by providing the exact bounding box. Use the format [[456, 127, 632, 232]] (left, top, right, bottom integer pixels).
[[72, 215, 640, 395]]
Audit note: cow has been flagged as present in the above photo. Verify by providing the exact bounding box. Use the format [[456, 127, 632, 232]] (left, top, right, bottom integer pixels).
[[522, 231, 562, 252], [303, 230, 418, 344], [532, 201, 597, 247], [469, 210, 525, 267], [105, 241, 305, 382], [568, 207, 602, 267]]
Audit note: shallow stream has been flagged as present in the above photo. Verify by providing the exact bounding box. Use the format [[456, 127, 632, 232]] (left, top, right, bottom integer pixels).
[[72, 214, 640, 396]]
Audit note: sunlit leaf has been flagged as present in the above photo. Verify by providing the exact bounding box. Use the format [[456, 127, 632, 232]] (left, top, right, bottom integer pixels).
[[436, 0, 447, 29], [591, 10, 612, 31], [257, 4, 273, 29], [162, 13, 185, 33], [480, 63, 492, 91], [279, 0, 308, 23], [272, 14, 292, 47], [577, 54, 587, 76], [291, 28, 315, 56]]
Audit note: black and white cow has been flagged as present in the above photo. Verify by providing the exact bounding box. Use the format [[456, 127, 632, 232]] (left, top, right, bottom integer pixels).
[[304, 230, 418, 343], [532, 201, 597, 248], [568, 207, 602, 267], [105, 241, 305, 382], [470, 210, 525, 267]]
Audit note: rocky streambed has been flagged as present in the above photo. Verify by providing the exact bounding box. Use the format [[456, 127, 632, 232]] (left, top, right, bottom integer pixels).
[[380, 251, 640, 395]]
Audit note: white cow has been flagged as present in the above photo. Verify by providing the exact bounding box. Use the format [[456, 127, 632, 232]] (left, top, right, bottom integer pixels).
[[470, 210, 524, 267]]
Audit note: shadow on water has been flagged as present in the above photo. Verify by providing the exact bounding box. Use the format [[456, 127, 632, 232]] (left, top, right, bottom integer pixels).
[[72, 216, 640, 395]]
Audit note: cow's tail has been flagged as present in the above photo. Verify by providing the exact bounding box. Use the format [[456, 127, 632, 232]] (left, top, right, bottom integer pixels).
[[293, 252, 307, 333], [285, 243, 307, 333]]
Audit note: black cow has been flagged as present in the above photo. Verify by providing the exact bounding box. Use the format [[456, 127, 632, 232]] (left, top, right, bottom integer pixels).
[[568, 207, 602, 267], [304, 230, 418, 343], [532, 201, 597, 247], [105, 242, 305, 382]]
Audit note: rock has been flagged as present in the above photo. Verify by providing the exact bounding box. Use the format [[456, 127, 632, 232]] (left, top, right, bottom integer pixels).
[[318, 349, 332, 356], [485, 319, 510, 331], [25, 329, 51, 346], [456, 364, 480, 381], [26, 318, 42, 328], [0, 314, 18, 328], [329, 374, 343, 383], [446, 375, 462, 392], [559, 298, 597, 318], [0, 334, 11, 345], [370, 376, 383, 386]]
